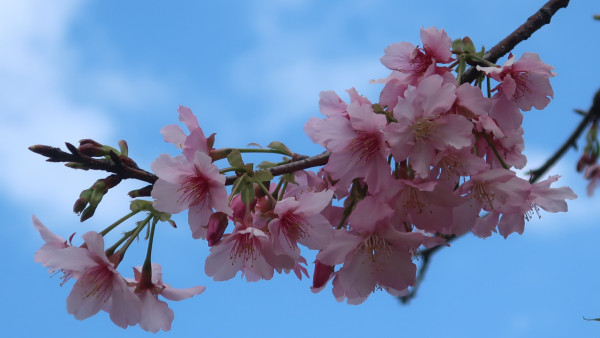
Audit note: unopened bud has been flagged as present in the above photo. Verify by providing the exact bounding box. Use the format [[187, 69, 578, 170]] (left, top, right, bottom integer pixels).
[[207, 212, 229, 246], [311, 260, 334, 292], [118, 140, 129, 157], [80, 205, 97, 222]]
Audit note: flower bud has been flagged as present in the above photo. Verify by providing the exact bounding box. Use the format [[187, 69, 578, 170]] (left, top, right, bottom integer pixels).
[[311, 260, 334, 292], [207, 212, 229, 246]]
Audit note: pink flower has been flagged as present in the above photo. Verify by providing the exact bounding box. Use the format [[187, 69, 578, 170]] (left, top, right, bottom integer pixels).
[[268, 190, 334, 259], [472, 175, 576, 238], [160, 105, 210, 159], [151, 151, 232, 239], [585, 164, 600, 196], [205, 222, 294, 282], [380, 27, 453, 80], [48, 231, 141, 328], [385, 75, 474, 177], [457, 168, 531, 214], [127, 263, 205, 333], [477, 53, 555, 111], [305, 90, 392, 193], [33, 217, 142, 328], [32, 215, 72, 273], [317, 196, 443, 304]]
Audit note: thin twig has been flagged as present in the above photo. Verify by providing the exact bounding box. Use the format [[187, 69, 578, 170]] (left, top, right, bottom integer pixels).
[[530, 89, 600, 182], [461, 0, 570, 84], [28, 144, 158, 184]]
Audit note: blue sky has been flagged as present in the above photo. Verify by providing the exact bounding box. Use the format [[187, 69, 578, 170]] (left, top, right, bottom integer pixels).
[[3, 0, 600, 337]]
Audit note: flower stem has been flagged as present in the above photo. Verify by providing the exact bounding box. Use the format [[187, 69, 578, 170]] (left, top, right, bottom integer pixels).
[[99, 210, 140, 237]]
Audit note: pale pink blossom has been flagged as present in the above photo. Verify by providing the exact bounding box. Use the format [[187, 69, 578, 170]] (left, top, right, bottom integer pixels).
[[477, 53, 555, 112], [32, 215, 72, 273], [151, 151, 232, 239], [380, 26, 453, 80], [457, 168, 531, 214], [127, 263, 205, 333], [305, 90, 392, 193], [205, 222, 294, 282], [50, 231, 142, 328], [160, 105, 210, 159], [585, 164, 600, 196]]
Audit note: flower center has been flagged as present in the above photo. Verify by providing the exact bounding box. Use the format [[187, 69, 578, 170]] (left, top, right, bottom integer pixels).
[[472, 182, 496, 210], [280, 213, 309, 248], [357, 234, 392, 271], [76, 265, 113, 300], [412, 118, 435, 142], [348, 132, 380, 163], [178, 166, 209, 206]]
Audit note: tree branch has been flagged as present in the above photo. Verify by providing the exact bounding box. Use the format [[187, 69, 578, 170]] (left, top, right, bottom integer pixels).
[[461, 0, 570, 84], [530, 89, 600, 182], [29, 143, 158, 184]]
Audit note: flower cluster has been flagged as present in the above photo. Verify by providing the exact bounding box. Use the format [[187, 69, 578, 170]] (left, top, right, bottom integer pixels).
[[33, 216, 204, 332], [33, 26, 577, 330]]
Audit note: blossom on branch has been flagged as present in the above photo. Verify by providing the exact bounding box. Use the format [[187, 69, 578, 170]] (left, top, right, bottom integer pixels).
[[151, 151, 232, 239]]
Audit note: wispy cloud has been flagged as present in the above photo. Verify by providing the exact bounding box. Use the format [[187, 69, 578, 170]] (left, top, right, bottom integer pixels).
[[0, 0, 167, 225]]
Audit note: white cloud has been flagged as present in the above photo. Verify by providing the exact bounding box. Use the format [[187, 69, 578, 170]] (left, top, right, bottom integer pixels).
[[227, 0, 388, 141], [0, 0, 165, 226]]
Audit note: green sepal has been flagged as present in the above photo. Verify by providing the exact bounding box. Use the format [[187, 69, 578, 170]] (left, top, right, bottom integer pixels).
[[452, 38, 464, 53], [257, 160, 278, 169], [253, 170, 274, 182], [267, 141, 293, 156], [226, 149, 244, 168]]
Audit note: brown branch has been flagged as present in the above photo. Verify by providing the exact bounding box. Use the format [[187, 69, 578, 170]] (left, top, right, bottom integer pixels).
[[461, 0, 570, 84], [530, 88, 600, 182], [29, 143, 158, 184], [399, 0, 570, 305], [224, 152, 331, 185]]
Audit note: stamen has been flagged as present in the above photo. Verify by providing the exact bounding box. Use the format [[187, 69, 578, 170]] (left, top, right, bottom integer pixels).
[[178, 166, 209, 206], [347, 132, 380, 163]]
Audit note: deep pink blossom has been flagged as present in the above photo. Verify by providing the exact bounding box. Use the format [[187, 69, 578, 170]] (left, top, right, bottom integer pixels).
[[317, 196, 443, 304], [385, 75, 474, 177], [151, 151, 232, 239], [472, 175, 576, 238], [268, 190, 334, 259]]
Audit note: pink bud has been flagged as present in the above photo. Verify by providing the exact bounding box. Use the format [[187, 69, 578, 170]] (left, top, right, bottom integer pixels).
[[207, 212, 229, 246], [312, 260, 334, 290]]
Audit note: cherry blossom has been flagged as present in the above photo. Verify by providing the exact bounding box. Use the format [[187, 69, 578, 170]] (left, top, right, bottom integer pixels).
[[385, 75, 474, 177], [268, 190, 334, 259], [151, 151, 232, 239], [127, 263, 206, 333], [205, 221, 294, 282], [380, 26, 453, 81], [305, 90, 391, 193], [160, 105, 211, 159], [477, 53, 555, 112]]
